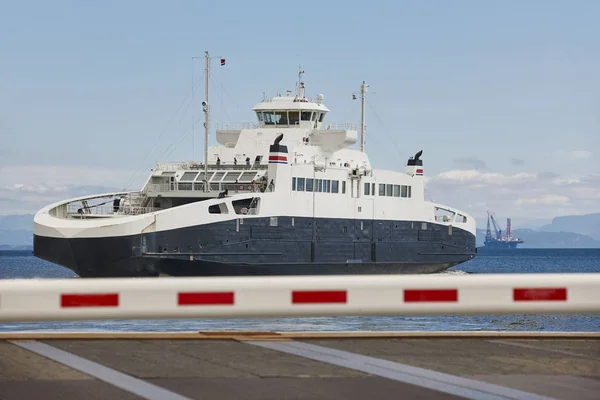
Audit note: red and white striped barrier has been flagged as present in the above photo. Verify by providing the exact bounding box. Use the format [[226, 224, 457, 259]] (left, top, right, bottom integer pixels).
[[0, 274, 599, 322]]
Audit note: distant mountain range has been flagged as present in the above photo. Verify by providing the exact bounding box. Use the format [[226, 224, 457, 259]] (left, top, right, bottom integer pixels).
[[537, 213, 600, 241], [2, 213, 600, 249]]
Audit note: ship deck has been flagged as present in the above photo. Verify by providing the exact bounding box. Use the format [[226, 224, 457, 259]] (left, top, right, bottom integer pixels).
[[1, 331, 598, 400]]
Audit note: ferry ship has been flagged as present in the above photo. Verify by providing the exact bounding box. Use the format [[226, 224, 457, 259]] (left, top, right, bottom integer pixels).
[[33, 53, 477, 277]]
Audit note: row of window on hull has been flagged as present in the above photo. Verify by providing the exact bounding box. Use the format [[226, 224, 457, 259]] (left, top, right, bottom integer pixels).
[[257, 110, 325, 125], [292, 177, 346, 194], [363, 183, 412, 198]]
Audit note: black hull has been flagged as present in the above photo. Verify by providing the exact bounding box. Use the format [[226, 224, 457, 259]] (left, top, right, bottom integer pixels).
[[34, 216, 476, 277]]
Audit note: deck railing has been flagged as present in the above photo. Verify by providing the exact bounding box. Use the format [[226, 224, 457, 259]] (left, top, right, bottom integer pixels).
[[146, 182, 272, 194]]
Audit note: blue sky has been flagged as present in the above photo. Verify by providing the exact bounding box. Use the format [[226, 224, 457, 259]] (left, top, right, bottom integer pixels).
[[1, 0, 599, 227]]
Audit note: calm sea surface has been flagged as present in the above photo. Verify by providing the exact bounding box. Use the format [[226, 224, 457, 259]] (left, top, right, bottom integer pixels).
[[1, 249, 599, 332]]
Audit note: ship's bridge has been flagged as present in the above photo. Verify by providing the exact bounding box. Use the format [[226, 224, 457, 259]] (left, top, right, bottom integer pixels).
[[252, 94, 330, 130]]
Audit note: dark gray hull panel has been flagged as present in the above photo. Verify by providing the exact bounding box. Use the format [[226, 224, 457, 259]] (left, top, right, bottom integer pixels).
[[34, 216, 477, 277]]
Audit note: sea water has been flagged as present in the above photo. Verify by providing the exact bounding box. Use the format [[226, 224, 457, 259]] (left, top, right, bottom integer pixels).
[[1, 249, 599, 332]]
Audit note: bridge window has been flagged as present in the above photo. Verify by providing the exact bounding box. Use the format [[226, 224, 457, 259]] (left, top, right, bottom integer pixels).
[[274, 111, 288, 125], [393, 185, 400, 197], [364, 182, 370, 195], [288, 111, 300, 126], [342, 181, 346, 194], [297, 177, 305, 191], [292, 177, 296, 191], [301, 111, 312, 121], [256, 112, 263, 122], [263, 111, 275, 125], [325, 180, 331, 192], [319, 113, 325, 122], [379, 184, 385, 196], [317, 179, 323, 192], [372, 183, 375, 196], [332, 180, 339, 193]]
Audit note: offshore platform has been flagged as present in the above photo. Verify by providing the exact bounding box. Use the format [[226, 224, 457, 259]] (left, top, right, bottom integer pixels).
[[484, 212, 525, 249]]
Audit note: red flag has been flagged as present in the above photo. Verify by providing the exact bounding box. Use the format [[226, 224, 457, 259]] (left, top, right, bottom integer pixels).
[[220, 58, 226, 66]]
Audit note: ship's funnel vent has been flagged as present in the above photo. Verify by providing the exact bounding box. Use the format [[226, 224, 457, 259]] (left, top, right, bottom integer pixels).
[[407, 150, 423, 166]]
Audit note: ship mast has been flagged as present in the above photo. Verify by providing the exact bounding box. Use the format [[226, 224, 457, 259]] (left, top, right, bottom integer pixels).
[[203, 51, 210, 191], [360, 81, 369, 152]]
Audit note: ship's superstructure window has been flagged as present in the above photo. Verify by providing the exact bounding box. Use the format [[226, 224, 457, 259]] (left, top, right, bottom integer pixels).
[[364, 182, 370, 196], [401, 185, 408, 197], [180, 172, 198, 181], [209, 202, 228, 214], [332, 180, 339, 193], [263, 111, 275, 125], [240, 172, 256, 182], [258, 110, 324, 126], [289, 111, 300, 126], [306, 178, 314, 192], [274, 111, 288, 125], [223, 172, 239, 182], [212, 171, 226, 181], [376, 183, 412, 198], [292, 177, 344, 194]]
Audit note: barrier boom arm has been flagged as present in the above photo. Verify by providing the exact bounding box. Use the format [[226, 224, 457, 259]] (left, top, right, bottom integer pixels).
[[0, 274, 599, 322]]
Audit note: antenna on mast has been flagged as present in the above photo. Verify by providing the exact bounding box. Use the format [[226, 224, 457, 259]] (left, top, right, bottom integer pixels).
[[296, 67, 305, 100]]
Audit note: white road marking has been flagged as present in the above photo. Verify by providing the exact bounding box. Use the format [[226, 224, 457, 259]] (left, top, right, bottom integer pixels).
[[13, 341, 192, 400], [247, 340, 556, 400]]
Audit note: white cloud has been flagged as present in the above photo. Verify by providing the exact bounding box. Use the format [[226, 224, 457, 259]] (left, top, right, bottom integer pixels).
[[434, 169, 537, 186], [0, 164, 139, 188], [426, 168, 600, 224], [0, 164, 143, 215], [516, 195, 570, 206]]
